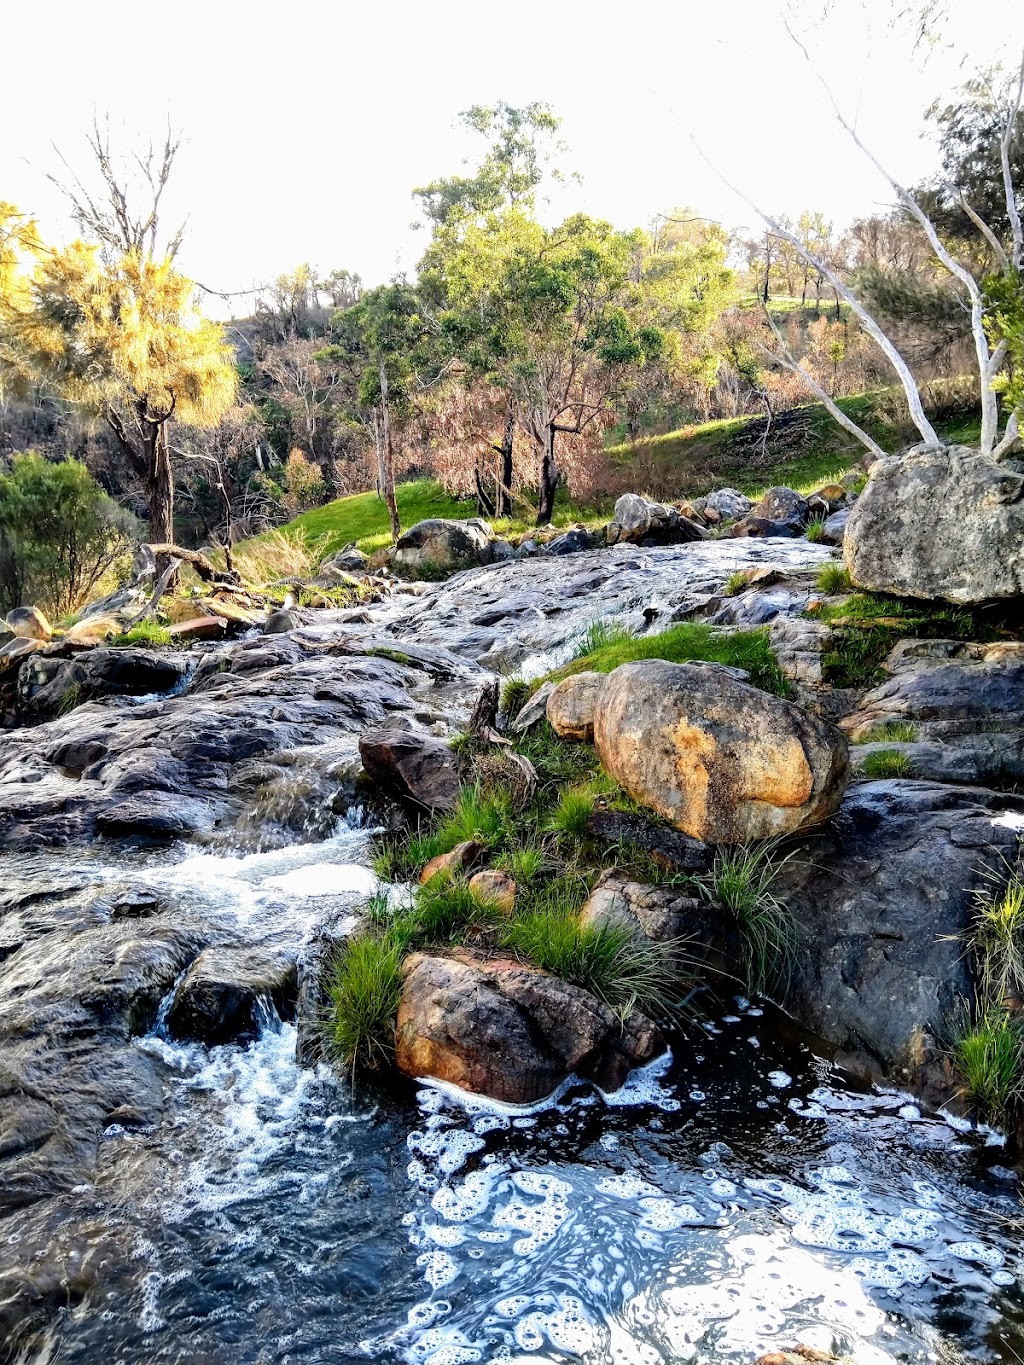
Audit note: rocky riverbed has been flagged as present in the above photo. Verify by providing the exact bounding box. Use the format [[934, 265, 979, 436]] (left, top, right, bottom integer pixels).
[[3, 519, 1024, 1363]]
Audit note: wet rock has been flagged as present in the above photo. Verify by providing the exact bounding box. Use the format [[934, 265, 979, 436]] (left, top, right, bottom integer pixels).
[[607, 494, 708, 547], [780, 780, 1024, 1098], [585, 808, 713, 872], [321, 546, 369, 574], [754, 487, 808, 527], [264, 608, 297, 634], [17, 648, 189, 718], [546, 671, 604, 741], [491, 538, 516, 561], [730, 515, 798, 538], [6, 606, 52, 640], [395, 951, 663, 1103], [705, 487, 751, 520], [468, 869, 516, 911], [165, 945, 297, 1044], [168, 616, 229, 641], [845, 444, 1024, 603], [582, 872, 733, 963], [542, 527, 594, 556], [394, 518, 493, 573], [593, 660, 849, 843], [420, 840, 482, 884], [359, 728, 461, 810]]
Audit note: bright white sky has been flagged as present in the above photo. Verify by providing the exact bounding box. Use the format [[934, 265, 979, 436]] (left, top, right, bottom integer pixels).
[[4, 0, 1022, 317]]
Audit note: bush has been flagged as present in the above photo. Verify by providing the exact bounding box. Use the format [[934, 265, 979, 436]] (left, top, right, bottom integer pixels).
[[952, 1010, 1024, 1122], [0, 453, 138, 617]]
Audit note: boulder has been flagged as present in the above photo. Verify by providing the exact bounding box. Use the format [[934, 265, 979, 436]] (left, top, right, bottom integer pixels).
[[845, 443, 1024, 603], [820, 508, 849, 545], [508, 681, 556, 733], [546, 671, 605, 741], [395, 951, 663, 1103], [468, 869, 516, 912], [321, 545, 368, 574], [359, 727, 461, 810], [592, 660, 849, 843], [754, 486, 808, 527], [808, 483, 847, 509], [393, 518, 493, 573], [6, 607, 52, 641], [584, 808, 713, 872], [17, 648, 189, 718], [491, 538, 516, 562], [264, 608, 297, 634], [167, 616, 228, 641], [729, 516, 798, 539], [780, 780, 1024, 1097], [165, 945, 297, 1044], [705, 487, 751, 520], [607, 494, 708, 547], [420, 840, 481, 884], [542, 527, 594, 557]]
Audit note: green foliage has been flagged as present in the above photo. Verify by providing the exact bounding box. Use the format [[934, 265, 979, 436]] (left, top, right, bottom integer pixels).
[[434, 784, 513, 852], [724, 570, 749, 597], [575, 619, 636, 656], [0, 453, 138, 616], [861, 720, 918, 744], [495, 838, 550, 885], [500, 676, 531, 719], [952, 1011, 1024, 1123], [546, 621, 788, 697], [815, 562, 851, 595], [509, 720, 601, 795], [326, 933, 405, 1072], [805, 514, 827, 543], [118, 620, 172, 647], [860, 748, 913, 779], [407, 874, 503, 945], [973, 873, 1024, 1008], [702, 841, 797, 993], [546, 783, 599, 842]]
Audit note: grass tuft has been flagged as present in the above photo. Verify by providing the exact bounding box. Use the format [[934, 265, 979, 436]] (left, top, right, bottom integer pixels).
[[951, 1009, 1024, 1122], [805, 514, 828, 544], [861, 748, 913, 779], [701, 840, 796, 992], [119, 620, 172, 647], [575, 619, 636, 657], [326, 933, 405, 1073], [815, 562, 851, 595], [861, 720, 918, 744], [500, 676, 531, 719], [724, 570, 749, 597], [546, 784, 599, 842]]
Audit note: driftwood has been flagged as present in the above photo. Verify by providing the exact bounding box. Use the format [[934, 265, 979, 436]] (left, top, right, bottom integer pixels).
[[146, 543, 240, 585], [122, 557, 182, 631]]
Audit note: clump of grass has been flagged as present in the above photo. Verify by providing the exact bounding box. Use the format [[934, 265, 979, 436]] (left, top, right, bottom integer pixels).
[[951, 1009, 1024, 1122], [434, 784, 514, 851], [408, 875, 502, 945], [574, 619, 635, 658], [230, 527, 328, 586], [545, 621, 788, 697], [861, 720, 918, 744], [118, 620, 172, 647], [504, 911, 684, 1020], [805, 514, 828, 543], [326, 933, 405, 1073], [372, 829, 449, 883], [724, 570, 749, 597], [701, 840, 797, 993], [973, 872, 1024, 1007], [816, 562, 851, 595], [511, 721, 602, 795], [500, 676, 531, 719], [861, 748, 913, 779], [495, 839, 551, 885], [546, 783, 599, 842]]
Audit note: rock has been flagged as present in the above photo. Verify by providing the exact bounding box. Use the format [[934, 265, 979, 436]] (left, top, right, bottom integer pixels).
[[845, 443, 1024, 603], [62, 615, 123, 646], [321, 546, 369, 574], [203, 598, 262, 627], [420, 840, 482, 884], [165, 945, 297, 1044], [769, 616, 832, 689], [729, 515, 798, 538], [546, 671, 605, 741], [17, 648, 189, 719], [582, 872, 724, 947], [395, 951, 663, 1103], [468, 869, 516, 912], [264, 608, 297, 634], [6, 606, 52, 641], [491, 538, 516, 561], [508, 681, 556, 733], [780, 780, 1024, 1097], [607, 494, 707, 547], [359, 728, 461, 810], [516, 538, 539, 558], [705, 487, 751, 520], [592, 660, 849, 843], [542, 527, 594, 556], [394, 518, 493, 573], [819, 508, 849, 545], [167, 616, 228, 641], [809, 483, 847, 509], [0, 636, 45, 671], [754, 486, 808, 526], [585, 808, 713, 872]]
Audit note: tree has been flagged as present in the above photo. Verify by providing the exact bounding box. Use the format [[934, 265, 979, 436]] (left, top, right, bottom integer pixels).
[[6, 242, 238, 544]]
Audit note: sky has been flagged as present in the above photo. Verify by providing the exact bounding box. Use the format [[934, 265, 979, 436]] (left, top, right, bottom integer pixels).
[[3, 0, 1023, 317]]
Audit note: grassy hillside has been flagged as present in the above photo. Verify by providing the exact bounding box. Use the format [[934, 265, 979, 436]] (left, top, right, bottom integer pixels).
[[257, 389, 982, 557]]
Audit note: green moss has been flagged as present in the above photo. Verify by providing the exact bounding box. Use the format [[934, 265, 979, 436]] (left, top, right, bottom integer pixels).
[[544, 621, 788, 697]]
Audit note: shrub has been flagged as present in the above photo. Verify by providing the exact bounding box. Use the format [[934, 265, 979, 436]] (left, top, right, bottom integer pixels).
[[434, 784, 513, 852], [546, 784, 599, 842], [861, 748, 912, 779], [861, 720, 918, 744], [281, 449, 327, 515], [0, 453, 138, 617], [326, 933, 404, 1073], [702, 840, 797, 992], [724, 570, 749, 597], [815, 562, 851, 595]]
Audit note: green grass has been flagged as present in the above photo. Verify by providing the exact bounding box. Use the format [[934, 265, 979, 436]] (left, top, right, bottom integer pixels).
[[118, 620, 172, 647], [701, 841, 797, 993], [434, 785, 514, 852], [546, 783, 600, 842], [724, 570, 749, 597], [544, 621, 788, 697], [860, 720, 918, 744], [500, 676, 532, 718], [861, 748, 913, 779], [326, 933, 405, 1073], [574, 619, 636, 657], [815, 563, 851, 595], [406, 875, 504, 945], [973, 872, 1024, 1007], [952, 1010, 1024, 1122], [805, 514, 827, 543]]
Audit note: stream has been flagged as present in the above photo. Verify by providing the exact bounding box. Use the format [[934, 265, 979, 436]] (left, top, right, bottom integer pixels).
[[3, 538, 1024, 1363]]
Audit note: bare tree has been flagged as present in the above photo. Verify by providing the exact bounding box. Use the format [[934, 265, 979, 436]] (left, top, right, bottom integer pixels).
[[50, 116, 185, 262]]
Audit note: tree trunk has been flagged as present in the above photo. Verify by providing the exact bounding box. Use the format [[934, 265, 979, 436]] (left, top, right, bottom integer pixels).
[[535, 423, 559, 526], [474, 466, 495, 517], [377, 361, 402, 543], [147, 423, 177, 575], [496, 404, 515, 518]]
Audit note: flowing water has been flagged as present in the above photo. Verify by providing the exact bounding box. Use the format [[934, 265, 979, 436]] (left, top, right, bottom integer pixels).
[[5, 539, 1024, 1363]]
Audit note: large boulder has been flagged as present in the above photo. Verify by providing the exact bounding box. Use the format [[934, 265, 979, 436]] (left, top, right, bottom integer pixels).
[[17, 648, 189, 719], [395, 951, 662, 1103], [705, 487, 751, 520], [393, 518, 493, 573], [607, 494, 708, 547], [593, 660, 849, 843], [845, 444, 1024, 603], [165, 945, 297, 1044], [546, 671, 605, 741], [358, 727, 461, 809], [780, 780, 1024, 1099], [6, 607, 52, 641], [753, 486, 808, 527]]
